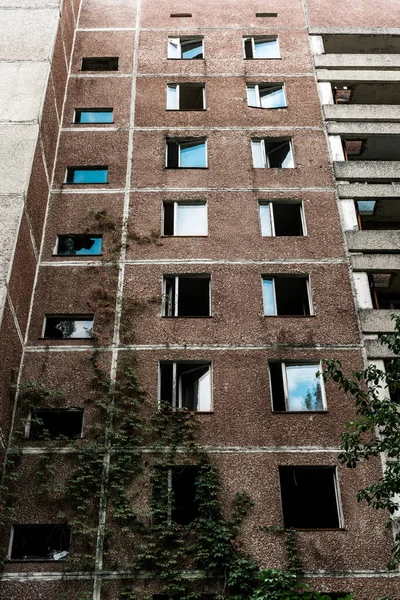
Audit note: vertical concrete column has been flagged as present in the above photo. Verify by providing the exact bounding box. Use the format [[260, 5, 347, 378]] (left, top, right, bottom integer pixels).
[[340, 198, 359, 231], [353, 272, 373, 309], [309, 35, 324, 55], [318, 82, 334, 105]]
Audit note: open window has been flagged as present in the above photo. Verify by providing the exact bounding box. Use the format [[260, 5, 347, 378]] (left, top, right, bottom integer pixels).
[[74, 109, 113, 124], [29, 408, 84, 440], [168, 37, 204, 59], [56, 235, 102, 256], [252, 138, 294, 168], [81, 57, 118, 71], [269, 362, 325, 411], [356, 199, 400, 231], [247, 84, 286, 109], [163, 201, 207, 236], [262, 276, 312, 316], [43, 315, 94, 339], [163, 275, 211, 317], [279, 466, 341, 529], [153, 466, 199, 525], [166, 138, 207, 168], [259, 202, 305, 236], [65, 167, 108, 184], [243, 36, 280, 59], [159, 361, 212, 411], [10, 525, 71, 560], [167, 84, 205, 110]]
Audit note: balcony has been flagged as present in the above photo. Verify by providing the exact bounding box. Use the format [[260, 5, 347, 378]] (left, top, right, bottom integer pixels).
[[324, 105, 400, 122], [347, 230, 400, 252], [315, 54, 400, 70], [360, 309, 398, 333], [335, 161, 400, 181], [338, 183, 400, 198]]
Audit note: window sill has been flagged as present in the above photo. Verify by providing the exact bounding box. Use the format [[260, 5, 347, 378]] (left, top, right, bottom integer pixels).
[[63, 182, 109, 186], [263, 315, 316, 318], [248, 106, 288, 110], [39, 337, 94, 341], [161, 235, 208, 238], [283, 528, 346, 532], [167, 58, 205, 61], [72, 122, 115, 125], [272, 410, 327, 414], [244, 57, 282, 60], [7, 558, 68, 563]]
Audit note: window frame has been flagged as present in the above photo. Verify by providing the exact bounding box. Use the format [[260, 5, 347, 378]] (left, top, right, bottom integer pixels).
[[42, 315, 94, 339], [65, 167, 109, 184], [258, 201, 306, 237], [54, 234, 103, 256], [243, 36, 280, 59], [251, 138, 295, 169], [166, 138, 208, 169], [162, 201, 208, 237], [8, 524, 72, 561], [162, 274, 212, 317], [166, 83, 206, 111], [269, 361, 327, 412], [167, 36, 204, 59], [246, 83, 287, 109], [158, 360, 213, 412], [73, 108, 114, 124], [262, 275, 313, 316]]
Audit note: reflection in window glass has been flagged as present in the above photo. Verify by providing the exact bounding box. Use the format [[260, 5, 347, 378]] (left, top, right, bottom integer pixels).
[[286, 364, 323, 411], [66, 168, 108, 184], [254, 38, 280, 58], [44, 316, 93, 339], [182, 40, 203, 59], [247, 84, 286, 109], [259, 204, 272, 236], [74, 109, 113, 123], [176, 204, 207, 235], [180, 141, 207, 168], [57, 235, 102, 256], [262, 278, 276, 315], [357, 200, 376, 215]]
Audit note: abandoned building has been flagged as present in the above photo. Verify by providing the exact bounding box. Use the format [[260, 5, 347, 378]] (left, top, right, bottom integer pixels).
[[0, 0, 400, 598]]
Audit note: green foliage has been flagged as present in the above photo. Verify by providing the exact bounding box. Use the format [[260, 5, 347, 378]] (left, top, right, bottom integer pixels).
[[322, 315, 400, 570]]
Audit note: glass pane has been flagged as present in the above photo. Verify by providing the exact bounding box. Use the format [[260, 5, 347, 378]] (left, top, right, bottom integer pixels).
[[168, 38, 180, 58], [167, 85, 178, 109], [259, 204, 272, 236], [181, 40, 203, 59], [357, 200, 376, 215], [179, 141, 206, 167], [251, 140, 264, 168], [57, 235, 102, 255], [267, 142, 294, 168], [77, 110, 113, 123], [286, 364, 323, 411], [180, 365, 211, 411], [70, 169, 108, 183], [262, 279, 276, 315], [176, 204, 207, 235], [254, 38, 280, 58], [246, 85, 258, 107], [260, 86, 286, 108]]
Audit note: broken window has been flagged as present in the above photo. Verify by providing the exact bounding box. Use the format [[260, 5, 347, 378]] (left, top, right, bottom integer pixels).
[[243, 36, 280, 59], [259, 202, 305, 236], [269, 362, 325, 411], [66, 167, 108, 184], [369, 273, 400, 309], [167, 84, 206, 110], [279, 466, 341, 529], [168, 37, 204, 59], [74, 109, 113, 123], [163, 201, 207, 236], [29, 409, 84, 440], [163, 275, 210, 317], [81, 57, 118, 71], [159, 361, 212, 411], [56, 235, 102, 256], [166, 138, 207, 168], [247, 84, 286, 109], [153, 466, 199, 525], [44, 315, 94, 339], [262, 276, 312, 316], [252, 138, 294, 168], [10, 525, 71, 560]]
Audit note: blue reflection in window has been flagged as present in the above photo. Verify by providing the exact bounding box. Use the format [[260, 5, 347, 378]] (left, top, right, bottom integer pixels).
[[75, 110, 113, 123], [357, 200, 376, 215], [262, 278, 276, 315], [179, 141, 206, 168], [57, 235, 102, 256], [181, 40, 203, 59], [66, 168, 108, 184]]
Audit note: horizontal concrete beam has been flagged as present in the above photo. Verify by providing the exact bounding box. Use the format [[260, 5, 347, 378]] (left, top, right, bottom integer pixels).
[[365, 338, 396, 358], [327, 122, 400, 134], [317, 69, 400, 82], [347, 230, 400, 252], [315, 54, 400, 70], [360, 309, 399, 333], [334, 161, 400, 181], [351, 253, 400, 271], [310, 27, 400, 36], [323, 104, 400, 123], [338, 183, 400, 198]]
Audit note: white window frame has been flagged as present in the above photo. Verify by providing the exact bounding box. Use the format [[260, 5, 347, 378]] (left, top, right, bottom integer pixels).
[[168, 36, 204, 59], [262, 276, 314, 316], [252, 138, 294, 168], [163, 201, 208, 236], [166, 83, 206, 110], [158, 361, 213, 412], [162, 274, 212, 316], [246, 83, 286, 108], [243, 36, 280, 59], [259, 201, 307, 237], [276, 361, 326, 412], [165, 139, 208, 168]]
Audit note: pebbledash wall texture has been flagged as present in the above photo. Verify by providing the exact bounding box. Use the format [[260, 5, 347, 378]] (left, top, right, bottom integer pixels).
[[1, 0, 400, 599]]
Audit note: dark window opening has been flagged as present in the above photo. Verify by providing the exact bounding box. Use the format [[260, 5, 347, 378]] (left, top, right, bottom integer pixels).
[[10, 525, 71, 561], [74, 109, 113, 124], [263, 277, 311, 316], [160, 361, 212, 411], [56, 235, 102, 256], [384, 359, 400, 404], [153, 466, 199, 525], [269, 362, 286, 411], [170, 13, 192, 17], [333, 87, 352, 104], [66, 167, 108, 184], [256, 12, 278, 17], [81, 57, 118, 71], [356, 199, 400, 231], [44, 316, 94, 339], [176, 84, 205, 110], [29, 409, 83, 440], [273, 204, 303, 236], [369, 273, 400, 310], [163, 203, 175, 235], [163, 275, 210, 317], [279, 466, 340, 529], [267, 140, 293, 168]]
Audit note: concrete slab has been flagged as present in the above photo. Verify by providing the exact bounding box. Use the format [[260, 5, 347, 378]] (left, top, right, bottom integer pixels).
[[0, 195, 23, 283], [0, 62, 50, 123], [338, 183, 400, 197], [347, 230, 400, 252], [0, 124, 39, 194], [315, 54, 400, 70], [360, 309, 398, 333], [351, 253, 400, 271], [0, 8, 59, 61], [334, 161, 400, 181], [324, 104, 400, 122]]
